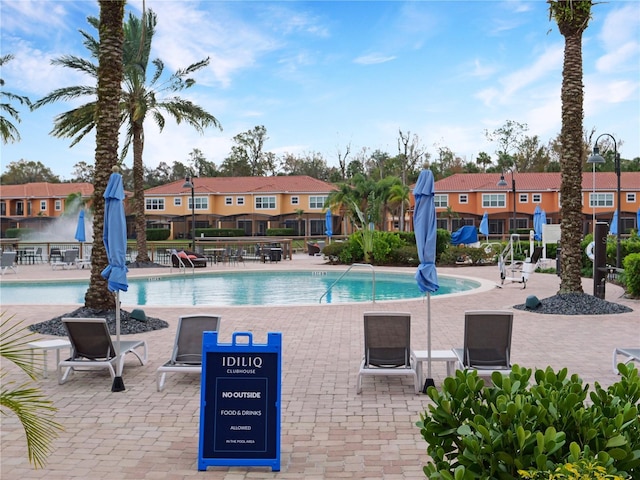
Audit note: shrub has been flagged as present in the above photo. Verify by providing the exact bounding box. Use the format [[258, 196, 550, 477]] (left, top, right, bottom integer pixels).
[[623, 253, 640, 297], [322, 241, 347, 263], [266, 228, 294, 236], [436, 229, 451, 261], [146, 229, 170, 241], [196, 228, 244, 237], [5, 227, 32, 239], [417, 364, 640, 479], [439, 245, 496, 265], [388, 245, 420, 266], [371, 231, 406, 265]]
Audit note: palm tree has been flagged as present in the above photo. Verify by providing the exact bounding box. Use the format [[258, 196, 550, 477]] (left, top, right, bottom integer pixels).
[[549, 0, 592, 293], [84, 0, 125, 310], [387, 183, 410, 231], [1, 315, 63, 468], [32, 9, 221, 264], [0, 54, 31, 144]]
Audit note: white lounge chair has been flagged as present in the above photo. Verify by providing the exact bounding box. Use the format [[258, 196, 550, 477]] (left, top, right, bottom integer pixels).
[[357, 311, 419, 394], [156, 314, 221, 391], [58, 317, 148, 385], [613, 347, 640, 374]]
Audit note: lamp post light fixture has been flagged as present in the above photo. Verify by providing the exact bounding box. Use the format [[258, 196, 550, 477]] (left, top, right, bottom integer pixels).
[[497, 168, 517, 235], [183, 175, 196, 251], [588, 134, 620, 268]]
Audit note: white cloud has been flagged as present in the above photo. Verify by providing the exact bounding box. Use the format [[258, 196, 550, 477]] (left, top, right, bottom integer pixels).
[[596, 41, 640, 72], [353, 53, 396, 65]]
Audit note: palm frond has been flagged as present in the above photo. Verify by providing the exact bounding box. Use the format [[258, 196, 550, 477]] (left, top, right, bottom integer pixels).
[[158, 98, 221, 132], [51, 55, 97, 77], [0, 312, 63, 468], [32, 86, 97, 110]]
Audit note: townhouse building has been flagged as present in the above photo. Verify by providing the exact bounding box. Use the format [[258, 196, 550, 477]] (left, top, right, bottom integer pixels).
[[143, 175, 338, 239], [430, 172, 640, 236]]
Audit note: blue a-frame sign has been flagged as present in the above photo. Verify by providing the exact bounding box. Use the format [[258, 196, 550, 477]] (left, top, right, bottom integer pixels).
[[198, 332, 281, 472]]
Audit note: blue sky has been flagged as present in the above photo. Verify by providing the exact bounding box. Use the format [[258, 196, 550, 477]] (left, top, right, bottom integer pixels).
[[1, 0, 639, 180]]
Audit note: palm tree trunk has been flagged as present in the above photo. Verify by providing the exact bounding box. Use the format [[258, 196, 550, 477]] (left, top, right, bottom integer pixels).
[[133, 121, 150, 262], [85, 0, 125, 309], [553, 1, 591, 294]]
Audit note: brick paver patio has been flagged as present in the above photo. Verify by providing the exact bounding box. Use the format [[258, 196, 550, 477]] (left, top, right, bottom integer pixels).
[[1, 254, 637, 479]]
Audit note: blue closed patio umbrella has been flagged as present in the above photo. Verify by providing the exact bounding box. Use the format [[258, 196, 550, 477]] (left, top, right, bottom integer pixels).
[[413, 170, 439, 392], [75, 209, 86, 243], [479, 211, 489, 241], [609, 210, 618, 236], [533, 206, 543, 241], [75, 208, 86, 261], [325, 208, 333, 242], [101, 171, 129, 392]]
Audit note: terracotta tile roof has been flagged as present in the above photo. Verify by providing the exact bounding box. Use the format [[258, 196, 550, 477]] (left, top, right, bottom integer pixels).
[[145, 175, 337, 195], [433, 172, 640, 192], [0, 182, 94, 199]]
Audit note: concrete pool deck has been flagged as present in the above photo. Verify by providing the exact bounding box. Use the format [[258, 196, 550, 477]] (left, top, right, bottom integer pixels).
[[1, 254, 638, 479]]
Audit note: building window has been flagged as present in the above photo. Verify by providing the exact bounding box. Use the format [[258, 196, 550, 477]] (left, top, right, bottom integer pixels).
[[174, 197, 182, 207], [55, 200, 62, 211], [482, 194, 506, 208], [291, 196, 299, 205], [458, 194, 468, 204], [40, 200, 47, 211], [237, 196, 245, 206], [589, 192, 614, 208], [0, 201, 5, 216], [16, 201, 24, 215], [146, 198, 165, 211], [627, 193, 636, 203], [436, 218, 448, 230], [309, 196, 327, 209], [255, 196, 276, 209], [519, 193, 528, 203], [532, 193, 541, 203], [188, 197, 208, 210], [225, 196, 232, 205], [434, 195, 448, 208]]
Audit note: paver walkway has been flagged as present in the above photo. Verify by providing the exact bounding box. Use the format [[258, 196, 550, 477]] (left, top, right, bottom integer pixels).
[[0, 255, 637, 479]]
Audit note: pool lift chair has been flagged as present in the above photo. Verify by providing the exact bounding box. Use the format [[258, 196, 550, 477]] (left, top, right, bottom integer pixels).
[[497, 234, 543, 289]]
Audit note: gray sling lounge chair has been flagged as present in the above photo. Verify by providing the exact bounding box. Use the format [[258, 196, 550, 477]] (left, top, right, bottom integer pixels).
[[613, 347, 640, 374], [453, 310, 513, 375], [0, 251, 17, 275], [58, 318, 148, 385], [156, 314, 221, 391], [357, 311, 419, 394]]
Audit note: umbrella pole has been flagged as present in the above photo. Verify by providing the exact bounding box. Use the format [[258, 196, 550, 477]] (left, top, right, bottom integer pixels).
[[422, 293, 435, 393], [111, 291, 125, 392]]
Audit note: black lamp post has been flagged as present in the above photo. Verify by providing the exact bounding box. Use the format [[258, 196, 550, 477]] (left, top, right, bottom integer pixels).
[[587, 134, 620, 268], [183, 175, 196, 251], [497, 168, 516, 234]]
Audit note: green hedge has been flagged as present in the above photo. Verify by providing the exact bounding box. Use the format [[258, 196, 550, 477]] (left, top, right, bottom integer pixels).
[[4, 228, 31, 239], [196, 228, 244, 237], [623, 252, 640, 297], [266, 228, 294, 236], [146, 229, 171, 241]]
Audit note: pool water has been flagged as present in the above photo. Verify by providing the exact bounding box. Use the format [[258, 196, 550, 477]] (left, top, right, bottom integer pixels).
[[1, 271, 480, 306]]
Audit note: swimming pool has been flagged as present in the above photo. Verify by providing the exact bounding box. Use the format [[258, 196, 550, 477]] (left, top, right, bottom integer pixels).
[[0, 270, 480, 306]]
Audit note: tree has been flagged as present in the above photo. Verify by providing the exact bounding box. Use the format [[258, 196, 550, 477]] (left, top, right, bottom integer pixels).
[[71, 161, 94, 183], [0, 160, 60, 184], [187, 148, 218, 177], [32, 9, 221, 263], [84, 0, 125, 310], [549, 0, 593, 294], [0, 54, 31, 145], [221, 126, 274, 177], [515, 135, 551, 172], [279, 151, 330, 180], [485, 119, 529, 169], [475, 152, 492, 171]]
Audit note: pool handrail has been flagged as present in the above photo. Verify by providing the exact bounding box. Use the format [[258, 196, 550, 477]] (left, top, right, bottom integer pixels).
[[319, 263, 376, 304]]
